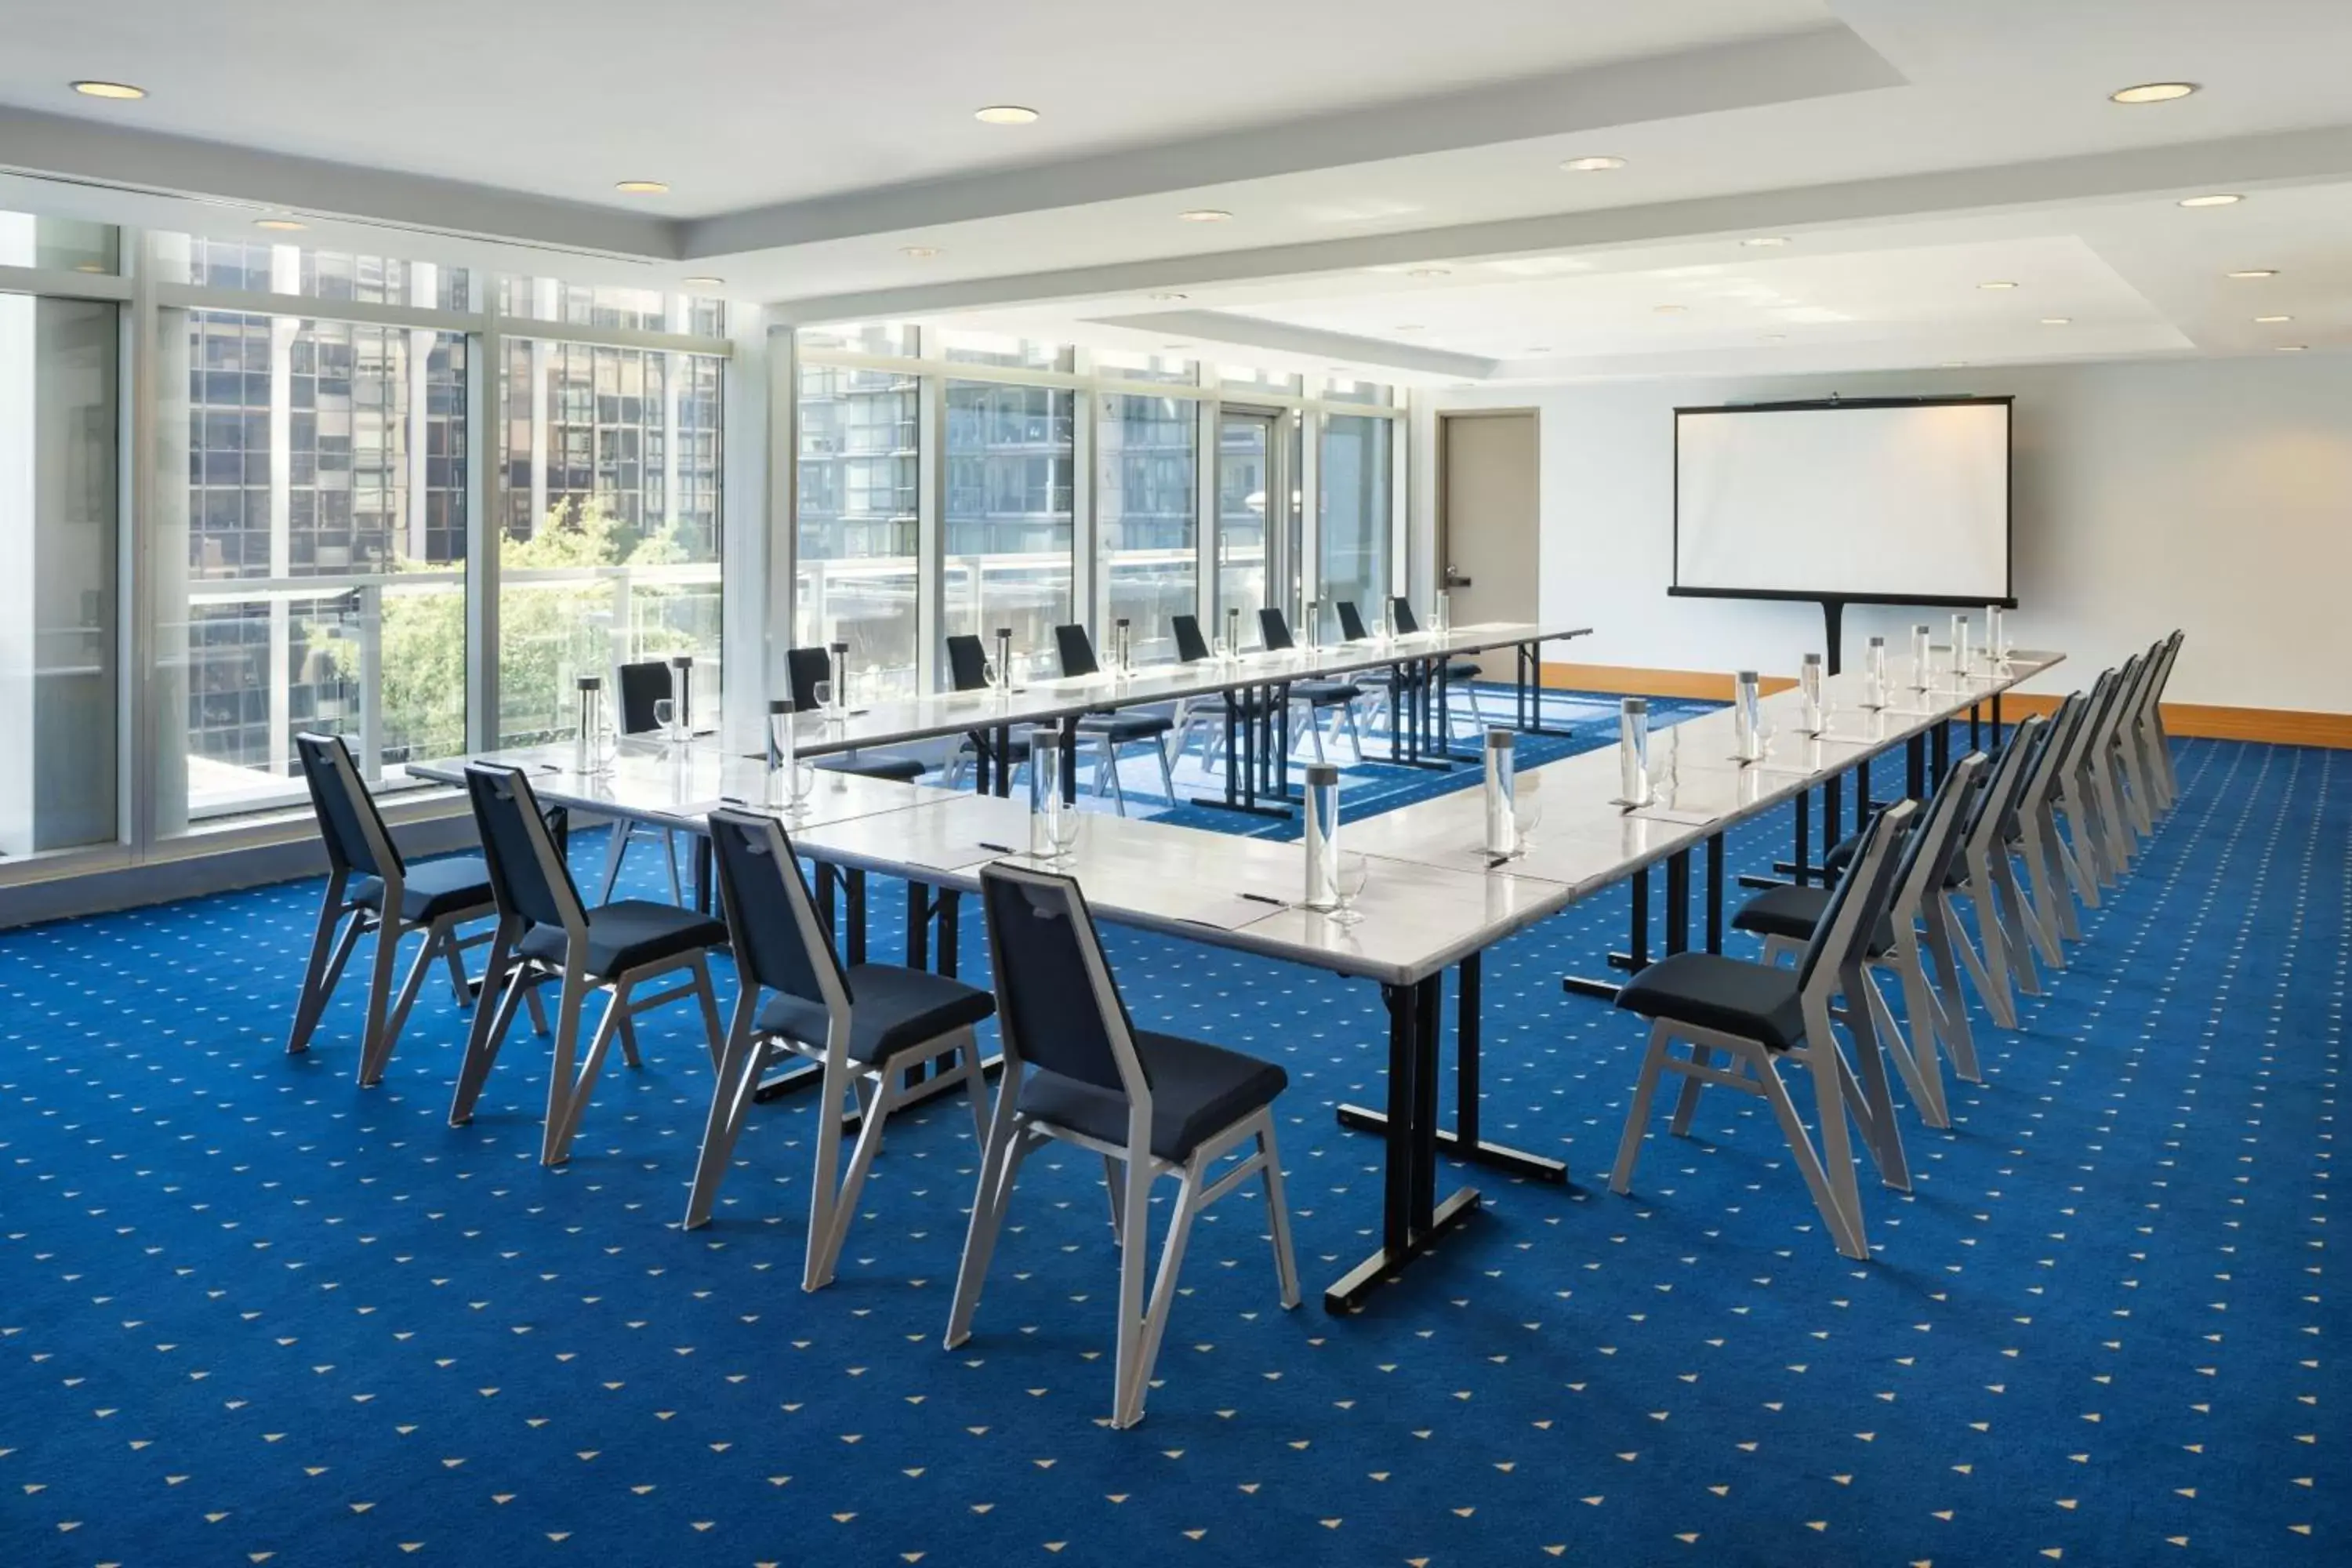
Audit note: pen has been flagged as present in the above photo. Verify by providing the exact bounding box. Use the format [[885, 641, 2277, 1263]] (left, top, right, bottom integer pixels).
[[1238, 891, 1284, 907], [977, 840, 1016, 854]]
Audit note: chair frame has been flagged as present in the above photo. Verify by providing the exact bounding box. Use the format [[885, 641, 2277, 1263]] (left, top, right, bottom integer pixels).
[[289, 731, 496, 1087], [1054, 624, 1178, 813], [1612, 800, 1918, 1260], [1944, 712, 2053, 1025], [948, 861, 1300, 1428], [448, 764, 726, 1167], [686, 809, 992, 1290]]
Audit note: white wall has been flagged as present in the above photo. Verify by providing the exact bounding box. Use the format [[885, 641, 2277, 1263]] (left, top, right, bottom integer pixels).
[[1415, 355, 2352, 711]]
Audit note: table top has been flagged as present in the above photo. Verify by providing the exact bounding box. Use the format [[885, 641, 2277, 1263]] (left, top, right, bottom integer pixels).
[[774, 621, 1587, 757]]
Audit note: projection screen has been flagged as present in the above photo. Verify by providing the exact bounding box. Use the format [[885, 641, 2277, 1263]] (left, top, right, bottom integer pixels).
[[1671, 397, 2013, 605]]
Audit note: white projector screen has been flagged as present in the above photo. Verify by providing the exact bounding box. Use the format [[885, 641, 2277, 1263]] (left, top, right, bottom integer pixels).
[[1673, 398, 2012, 604]]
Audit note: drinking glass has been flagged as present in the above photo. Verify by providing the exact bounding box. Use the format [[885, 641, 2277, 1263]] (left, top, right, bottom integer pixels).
[[1512, 793, 1544, 855], [652, 697, 677, 745], [1051, 803, 1083, 864], [1330, 853, 1371, 926], [814, 679, 837, 722]]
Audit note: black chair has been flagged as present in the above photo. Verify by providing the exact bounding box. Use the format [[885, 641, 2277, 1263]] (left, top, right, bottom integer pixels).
[[944, 633, 1033, 789], [289, 732, 498, 1087], [786, 645, 926, 783], [688, 809, 996, 1284], [949, 862, 1298, 1428], [599, 661, 687, 905], [1258, 607, 1368, 764], [1732, 752, 1989, 1129], [1053, 624, 1177, 812], [1610, 798, 1919, 1260], [1388, 596, 1484, 689], [450, 763, 728, 1166]]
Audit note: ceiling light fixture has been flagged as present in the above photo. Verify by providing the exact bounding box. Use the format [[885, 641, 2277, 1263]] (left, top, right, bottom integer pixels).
[[1178, 209, 1232, 223], [973, 104, 1040, 125], [253, 218, 307, 232], [614, 180, 670, 194], [899, 245, 942, 258], [1149, 292, 1188, 302], [2110, 82, 2198, 104], [71, 79, 146, 100], [1559, 155, 1626, 172], [1525, 346, 1552, 354], [1742, 236, 1791, 247], [2040, 316, 2072, 325], [1653, 303, 1688, 314], [1393, 324, 1426, 332], [1940, 361, 1969, 368], [2276, 343, 2308, 351], [2254, 314, 2293, 323], [1762, 333, 1788, 342], [2227, 268, 2278, 279], [1407, 267, 1451, 278], [1977, 281, 2019, 290], [2178, 193, 2242, 208], [1163, 343, 1193, 350], [682, 275, 724, 288]]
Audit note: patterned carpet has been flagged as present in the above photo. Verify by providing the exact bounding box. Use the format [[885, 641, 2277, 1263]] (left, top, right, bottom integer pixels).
[[1, 699, 2341, 1567]]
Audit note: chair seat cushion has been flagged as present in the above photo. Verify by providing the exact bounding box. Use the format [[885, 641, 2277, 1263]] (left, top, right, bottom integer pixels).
[[1731, 884, 1896, 956], [518, 899, 728, 979], [1078, 712, 1175, 744], [1290, 680, 1362, 706], [816, 753, 927, 783], [354, 855, 495, 924], [1446, 661, 1482, 684], [1018, 1030, 1287, 1162], [1613, 952, 1808, 1051], [755, 964, 996, 1064]]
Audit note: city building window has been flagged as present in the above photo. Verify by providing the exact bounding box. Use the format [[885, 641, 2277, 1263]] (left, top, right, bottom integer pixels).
[[797, 361, 920, 699], [944, 381, 1074, 679], [1097, 394, 1197, 662]]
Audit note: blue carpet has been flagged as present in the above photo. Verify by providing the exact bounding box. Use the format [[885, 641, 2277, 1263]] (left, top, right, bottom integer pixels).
[[2, 716, 2343, 1566]]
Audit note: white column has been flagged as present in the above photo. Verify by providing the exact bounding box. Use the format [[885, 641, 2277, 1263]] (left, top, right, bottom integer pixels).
[[0, 224, 36, 854]]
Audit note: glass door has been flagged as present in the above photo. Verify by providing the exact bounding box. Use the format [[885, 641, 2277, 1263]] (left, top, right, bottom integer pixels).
[[1215, 408, 1296, 639]]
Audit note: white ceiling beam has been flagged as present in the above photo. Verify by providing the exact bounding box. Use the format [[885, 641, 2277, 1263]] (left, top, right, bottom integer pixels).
[[1087, 309, 1497, 379]]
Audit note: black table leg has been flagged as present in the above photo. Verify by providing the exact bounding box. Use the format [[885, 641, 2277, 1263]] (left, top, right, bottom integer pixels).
[[1823, 776, 1842, 864], [1705, 833, 1725, 954], [1969, 701, 1981, 751], [1757, 789, 1816, 888], [1059, 716, 1081, 808], [907, 882, 930, 969], [938, 888, 960, 978], [845, 868, 868, 967], [1907, 734, 1926, 800], [1991, 692, 2004, 733], [1857, 758, 1872, 835], [1514, 640, 1571, 736], [993, 725, 1014, 797], [816, 860, 837, 945], [692, 832, 714, 915], [1932, 719, 1951, 788], [1565, 864, 1650, 999], [1664, 848, 1690, 956], [1327, 974, 1482, 1313], [1191, 688, 1290, 818], [1337, 951, 1569, 1183], [971, 732, 991, 797]]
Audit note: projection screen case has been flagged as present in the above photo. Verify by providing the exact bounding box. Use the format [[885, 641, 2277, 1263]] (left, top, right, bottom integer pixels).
[[1671, 396, 2013, 606]]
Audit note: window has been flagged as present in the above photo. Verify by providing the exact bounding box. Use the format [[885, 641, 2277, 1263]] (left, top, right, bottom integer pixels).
[[0, 284, 119, 855], [1321, 414, 1392, 624], [944, 381, 1073, 678], [1221, 365, 1303, 396], [497, 278, 724, 336], [1096, 350, 1198, 387], [497, 338, 724, 746], [1323, 378, 1392, 405], [943, 332, 1073, 372], [1097, 394, 1197, 662], [803, 322, 916, 357], [158, 307, 469, 828], [155, 234, 472, 310], [798, 361, 920, 699]]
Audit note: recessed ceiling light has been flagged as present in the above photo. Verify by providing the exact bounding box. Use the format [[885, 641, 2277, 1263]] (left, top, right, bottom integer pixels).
[[253, 218, 307, 232], [2111, 82, 2198, 104], [71, 79, 146, 100], [615, 180, 670, 194], [1149, 292, 1188, 302], [2178, 193, 2242, 208], [1742, 236, 1791, 247], [1393, 324, 1426, 332], [2276, 343, 2308, 351], [1407, 267, 1451, 278], [1762, 333, 1788, 343], [2227, 268, 2278, 279], [1178, 209, 1232, 223], [1525, 346, 1552, 354], [973, 104, 1040, 125], [1560, 155, 1627, 172], [74, 262, 107, 274], [1940, 361, 1969, 368], [1163, 343, 1192, 350], [682, 275, 724, 288], [2255, 314, 2293, 323], [1653, 303, 1687, 314], [1977, 281, 2018, 291], [2040, 317, 2072, 325], [900, 245, 942, 259]]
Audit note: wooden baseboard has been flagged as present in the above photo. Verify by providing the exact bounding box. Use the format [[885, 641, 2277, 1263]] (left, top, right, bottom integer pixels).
[[1540, 663, 2352, 749]]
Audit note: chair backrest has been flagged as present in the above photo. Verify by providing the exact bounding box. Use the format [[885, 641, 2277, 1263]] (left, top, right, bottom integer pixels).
[[946, 633, 989, 693], [978, 862, 1141, 1098], [463, 763, 588, 937], [615, 660, 672, 735], [1388, 597, 1419, 635], [1795, 797, 1915, 993], [1257, 608, 1296, 652], [295, 731, 400, 882], [786, 646, 834, 711], [2143, 630, 2184, 720], [1171, 614, 1210, 664], [1969, 710, 2048, 846], [1054, 623, 1099, 678], [2019, 692, 2085, 812], [706, 808, 851, 1016], [1334, 601, 1370, 641], [1893, 751, 1987, 916], [2055, 669, 2117, 781]]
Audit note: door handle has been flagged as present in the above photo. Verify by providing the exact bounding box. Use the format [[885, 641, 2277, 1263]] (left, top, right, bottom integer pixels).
[[1443, 569, 1473, 588]]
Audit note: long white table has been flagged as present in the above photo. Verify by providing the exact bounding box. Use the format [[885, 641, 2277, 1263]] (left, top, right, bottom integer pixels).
[[408, 647, 2060, 1312]]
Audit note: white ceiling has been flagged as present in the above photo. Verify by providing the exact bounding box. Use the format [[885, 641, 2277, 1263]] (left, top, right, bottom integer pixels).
[[2, 0, 2348, 383]]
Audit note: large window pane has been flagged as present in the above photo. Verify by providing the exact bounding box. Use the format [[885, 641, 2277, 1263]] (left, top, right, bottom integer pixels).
[[943, 380, 1073, 681], [1097, 394, 1196, 663], [157, 307, 468, 828], [497, 278, 724, 336], [0, 289, 118, 855], [798, 361, 919, 699], [803, 322, 916, 356], [1096, 350, 1197, 387], [942, 332, 1072, 372], [497, 339, 724, 746], [1320, 414, 1392, 624], [1215, 413, 1271, 629], [154, 235, 471, 310]]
